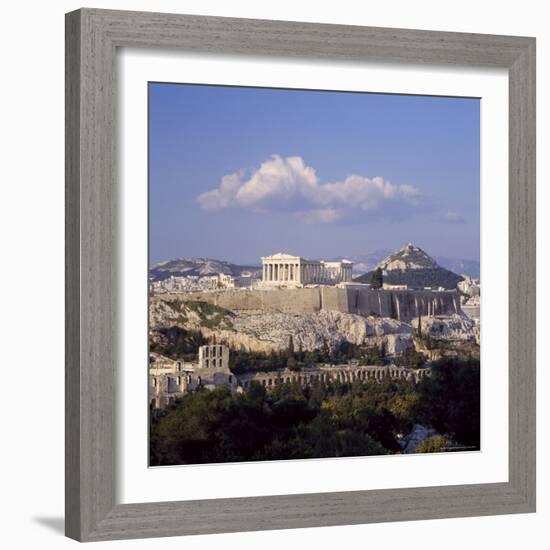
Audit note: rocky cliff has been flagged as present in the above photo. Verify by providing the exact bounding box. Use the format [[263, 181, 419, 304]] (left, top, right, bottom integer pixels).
[[411, 314, 479, 344], [151, 298, 421, 355]]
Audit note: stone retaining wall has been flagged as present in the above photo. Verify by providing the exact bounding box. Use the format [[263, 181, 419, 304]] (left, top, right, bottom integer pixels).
[[158, 287, 460, 322]]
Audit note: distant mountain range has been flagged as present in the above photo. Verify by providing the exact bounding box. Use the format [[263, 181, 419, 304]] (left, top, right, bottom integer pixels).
[[149, 257, 261, 281], [150, 246, 479, 285], [352, 243, 465, 290]]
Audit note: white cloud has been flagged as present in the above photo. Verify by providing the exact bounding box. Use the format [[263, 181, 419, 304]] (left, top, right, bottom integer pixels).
[[196, 171, 245, 210], [314, 175, 420, 211], [196, 155, 421, 223]]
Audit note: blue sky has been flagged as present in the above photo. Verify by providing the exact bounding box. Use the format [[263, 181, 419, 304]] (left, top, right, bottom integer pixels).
[[149, 83, 479, 266]]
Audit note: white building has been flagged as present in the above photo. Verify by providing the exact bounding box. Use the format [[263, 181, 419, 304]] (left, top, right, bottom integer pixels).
[[198, 344, 230, 369], [149, 344, 236, 409], [217, 273, 235, 288], [217, 272, 260, 289], [261, 253, 353, 287]]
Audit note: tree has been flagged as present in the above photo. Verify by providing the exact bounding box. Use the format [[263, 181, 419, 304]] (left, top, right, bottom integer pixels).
[[322, 338, 331, 361], [417, 314, 422, 337], [417, 436, 451, 453], [286, 356, 299, 371], [371, 267, 383, 289], [379, 339, 387, 360], [297, 341, 304, 362], [287, 334, 295, 357], [414, 358, 480, 448]]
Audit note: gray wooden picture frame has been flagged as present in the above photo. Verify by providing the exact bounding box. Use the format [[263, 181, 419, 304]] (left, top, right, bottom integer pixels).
[[65, 8, 536, 542]]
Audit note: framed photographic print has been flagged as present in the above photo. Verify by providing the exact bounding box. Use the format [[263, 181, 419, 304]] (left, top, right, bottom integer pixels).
[[65, 8, 536, 542]]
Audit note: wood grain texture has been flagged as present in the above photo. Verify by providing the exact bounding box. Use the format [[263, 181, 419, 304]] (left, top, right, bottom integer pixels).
[[508, 40, 536, 508], [65, 9, 81, 541], [65, 8, 536, 542]]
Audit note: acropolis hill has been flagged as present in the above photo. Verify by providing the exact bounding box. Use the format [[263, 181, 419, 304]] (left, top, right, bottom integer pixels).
[[152, 247, 462, 322], [148, 243, 484, 339], [149, 246, 480, 394]]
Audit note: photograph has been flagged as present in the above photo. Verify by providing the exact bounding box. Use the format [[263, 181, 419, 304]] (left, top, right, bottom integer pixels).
[[0, 0, 541, 546], [148, 83, 481, 466]]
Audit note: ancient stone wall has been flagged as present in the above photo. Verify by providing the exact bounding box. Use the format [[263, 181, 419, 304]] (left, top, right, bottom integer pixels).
[[320, 287, 352, 313], [159, 287, 460, 322], [353, 289, 461, 319], [238, 364, 430, 389], [173, 287, 321, 313]]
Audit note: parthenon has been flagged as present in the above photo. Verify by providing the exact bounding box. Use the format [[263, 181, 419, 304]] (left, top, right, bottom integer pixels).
[[261, 252, 353, 286]]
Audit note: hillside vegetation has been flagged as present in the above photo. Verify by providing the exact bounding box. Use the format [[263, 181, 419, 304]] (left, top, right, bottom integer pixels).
[[150, 357, 480, 465]]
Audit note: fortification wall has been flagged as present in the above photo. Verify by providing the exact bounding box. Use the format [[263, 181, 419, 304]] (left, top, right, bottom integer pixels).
[[159, 287, 460, 322], [353, 289, 460, 319], [162, 288, 321, 314], [320, 287, 352, 313]]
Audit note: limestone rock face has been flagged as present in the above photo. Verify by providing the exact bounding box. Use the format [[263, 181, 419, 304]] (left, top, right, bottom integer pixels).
[[411, 314, 478, 342], [150, 297, 416, 354], [384, 334, 414, 355], [379, 243, 439, 271], [150, 299, 202, 328], [228, 309, 412, 353], [150, 296, 478, 356]]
